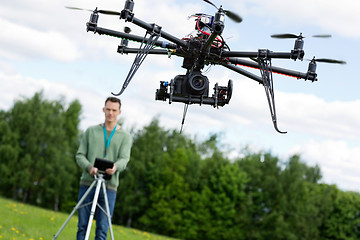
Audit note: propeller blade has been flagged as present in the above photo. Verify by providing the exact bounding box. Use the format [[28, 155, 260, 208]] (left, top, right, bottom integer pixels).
[[272, 33, 332, 39], [224, 10, 242, 23], [271, 33, 299, 39], [65, 6, 92, 12], [98, 10, 121, 16], [314, 58, 346, 64], [203, 0, 218, 9], [312, 34, 332, 38], [65, 6, 120, 15], [202, 1, 243, 23]]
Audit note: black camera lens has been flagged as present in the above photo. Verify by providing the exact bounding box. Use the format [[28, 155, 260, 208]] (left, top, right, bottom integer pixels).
[[187, 72, 209, 95], [192, 77, 205, 89]]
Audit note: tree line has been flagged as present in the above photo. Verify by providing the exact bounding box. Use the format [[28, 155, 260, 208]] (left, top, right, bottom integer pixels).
[[0, 92, 359, 240]]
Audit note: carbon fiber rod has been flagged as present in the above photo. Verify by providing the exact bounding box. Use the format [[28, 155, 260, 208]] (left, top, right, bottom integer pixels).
[[87, 25, 178, 49]]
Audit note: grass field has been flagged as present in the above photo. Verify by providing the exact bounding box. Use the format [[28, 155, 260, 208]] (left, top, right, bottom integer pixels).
[[0, 197, 176, 240]]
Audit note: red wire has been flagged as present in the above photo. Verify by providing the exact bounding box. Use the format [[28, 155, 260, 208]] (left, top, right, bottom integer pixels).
[[196, 18, 223, 48]]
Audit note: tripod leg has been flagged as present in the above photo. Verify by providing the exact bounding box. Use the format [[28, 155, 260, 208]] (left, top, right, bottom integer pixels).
[[101, 181, 115, 240], [53, 180, 97, 240], [84, 178, 102, 240]]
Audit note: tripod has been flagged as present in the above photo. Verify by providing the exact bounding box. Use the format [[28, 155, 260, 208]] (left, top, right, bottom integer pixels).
[[53, 173, 114, 240]]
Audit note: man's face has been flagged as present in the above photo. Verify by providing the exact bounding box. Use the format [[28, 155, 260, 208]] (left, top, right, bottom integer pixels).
[[103, 101, 121, 123]]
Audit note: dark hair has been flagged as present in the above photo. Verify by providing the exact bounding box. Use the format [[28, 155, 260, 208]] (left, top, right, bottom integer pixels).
[[105, 97, 121, 109]]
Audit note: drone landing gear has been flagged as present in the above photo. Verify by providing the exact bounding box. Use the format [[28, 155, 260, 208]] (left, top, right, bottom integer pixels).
[[258, 50, 287, 134], [112, 24, 162, 96]]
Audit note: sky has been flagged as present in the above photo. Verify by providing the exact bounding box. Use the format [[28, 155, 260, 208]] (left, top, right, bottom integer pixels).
[[0, 0, 359, 192]]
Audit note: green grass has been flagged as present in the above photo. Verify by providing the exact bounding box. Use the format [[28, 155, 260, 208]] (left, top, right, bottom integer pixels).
[[0, 197, 176, 240]]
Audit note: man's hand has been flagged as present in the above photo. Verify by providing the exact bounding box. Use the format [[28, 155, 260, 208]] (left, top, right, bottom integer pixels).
[[106, 164, 117, 176], [89, 167, 98, 176]]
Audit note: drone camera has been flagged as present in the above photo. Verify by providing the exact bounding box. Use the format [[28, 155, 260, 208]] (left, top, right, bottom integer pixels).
[[175, 72, 209, 96], [155, 71, 232, 107]]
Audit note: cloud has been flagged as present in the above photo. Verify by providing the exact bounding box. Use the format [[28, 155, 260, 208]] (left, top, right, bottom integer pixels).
[[0, 71, 106, 129], [288, 140, 360, 192], [244, 0, 360, 39], [275, 91, 360, 141], [0, 18, 81, 61]]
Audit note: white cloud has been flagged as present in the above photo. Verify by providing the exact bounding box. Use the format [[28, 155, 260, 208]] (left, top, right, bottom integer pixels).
[[277, 92, 360, 141], [244, 0, 360, 39], [288, 140, 360, 192], [0, 72, 106, 129], [0, 18, 81, 61]]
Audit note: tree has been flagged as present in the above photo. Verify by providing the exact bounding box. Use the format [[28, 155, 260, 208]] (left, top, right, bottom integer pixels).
[[114, 119, 177, 227], [138, 148, 191, 236], [114, 118, 201, 231], [0, 92, 81, 211], [321, 190, 360, 239], [236, 151, 287, 240]]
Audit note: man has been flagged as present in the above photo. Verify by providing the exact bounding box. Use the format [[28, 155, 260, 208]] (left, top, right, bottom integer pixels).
[[76, 97, 132, 240]]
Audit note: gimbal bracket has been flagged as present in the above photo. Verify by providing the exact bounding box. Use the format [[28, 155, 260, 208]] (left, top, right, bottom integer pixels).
[[257, 49, 287, 134]]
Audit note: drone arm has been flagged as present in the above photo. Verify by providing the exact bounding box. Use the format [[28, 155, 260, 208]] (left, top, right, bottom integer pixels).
[[87, 25, 177, 49], [118, 47, 185, 57], [228, 58, 317, 81], [222, 51, 292, 59], [120, 12, 188, 48], [202, 32, 220, 53], [118, 48, 168, 55], [220, 62, 264, 84]]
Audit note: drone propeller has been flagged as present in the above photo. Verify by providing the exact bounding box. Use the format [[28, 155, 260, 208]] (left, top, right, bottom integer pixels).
[[203, 0, 242, 23], [271, 33, 332, 39], [308, 57, 346, 64], [65, 6, 121, 16]]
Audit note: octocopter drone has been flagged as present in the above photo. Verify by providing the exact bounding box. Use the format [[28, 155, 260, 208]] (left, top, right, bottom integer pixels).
[[67, 0, 345, 133]]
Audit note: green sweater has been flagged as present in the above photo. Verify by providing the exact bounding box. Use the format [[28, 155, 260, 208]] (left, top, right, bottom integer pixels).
[[76, 124, 133, 191]]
